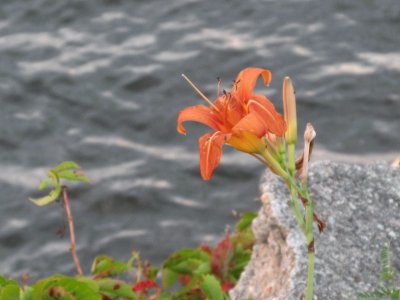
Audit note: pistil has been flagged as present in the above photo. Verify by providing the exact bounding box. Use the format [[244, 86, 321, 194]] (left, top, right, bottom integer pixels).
[[182, 74, 220, 111]]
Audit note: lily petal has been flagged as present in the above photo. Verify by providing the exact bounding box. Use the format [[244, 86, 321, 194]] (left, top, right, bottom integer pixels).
[[248, 95, 287, 136], [233, 68, 272, 103], [228, 130, 265, 154], [177, 105, 221, 134], [231, 113, 267, 138], [198, 132, 227, 180]]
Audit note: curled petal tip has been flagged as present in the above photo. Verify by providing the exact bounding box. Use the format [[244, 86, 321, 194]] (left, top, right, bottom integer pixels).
[[304, 123, 316, 142]]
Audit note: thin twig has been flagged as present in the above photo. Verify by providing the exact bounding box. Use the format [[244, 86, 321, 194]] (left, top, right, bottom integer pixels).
[[62, 186, 83, 276]]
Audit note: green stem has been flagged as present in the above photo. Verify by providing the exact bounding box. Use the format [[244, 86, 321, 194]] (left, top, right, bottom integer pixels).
[[303, 187, 315, 300], [303, 188, 314, 241], [289, 182, 305, 233], [286, 144, 305, 232], [287, 143, 314, 299], [306, 247, 315, 300], [260, 148, 288, 180]]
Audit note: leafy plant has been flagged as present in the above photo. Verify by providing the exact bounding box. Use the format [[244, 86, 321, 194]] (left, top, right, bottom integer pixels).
[[29, 161, 89, 206], [29, 161, 91, 275], [0, 161, 256, 300], [357, 242, 400, 300], [161, 212, 256, 299]]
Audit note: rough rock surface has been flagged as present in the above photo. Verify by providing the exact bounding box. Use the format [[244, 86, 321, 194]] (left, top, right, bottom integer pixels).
[[230, 161, 400, 300]]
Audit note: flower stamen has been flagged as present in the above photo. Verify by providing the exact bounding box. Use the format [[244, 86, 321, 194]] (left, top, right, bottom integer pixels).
[[182, 74, 220, 111], [217, 77, 221, 98]]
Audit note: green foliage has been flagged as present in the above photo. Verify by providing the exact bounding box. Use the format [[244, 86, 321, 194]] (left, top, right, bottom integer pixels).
[[3, 161, 257, 299], [0, 276, 20, 300], [163, 248, 211, 275], [32, 276, 101, 300], [96, 279, 137, 299], [91, 255, 129, 277], [0, 212, 255, 300], [159, 212, 255, 299], [235, 212, 257, 232], [357, 242, 400, 300], [380, 243, 396, 282], [199, 275, 224, 300], [29, 161, 90, 206]]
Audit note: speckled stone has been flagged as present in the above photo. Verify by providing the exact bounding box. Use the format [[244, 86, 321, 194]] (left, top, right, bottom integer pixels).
[[230, 161, 400, 300]]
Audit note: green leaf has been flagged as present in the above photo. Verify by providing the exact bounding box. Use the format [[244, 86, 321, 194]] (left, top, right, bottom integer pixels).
[[236, 212, 257, 232], [29, 184, 62, 206], [229, 250, 251, 280], [0, 282, 20, 300], [162, 268, 179, 289], [97, 279, 137, 299], [0, 276, 7, 287], [199, 275, 223, 300], [57, 170, 90, 183], [56, 277, 100, 300], [43, 286, 75, 300], [32, 276, 100, 300], [48, 170, 60, 186], [38, 179, 51, 190], [54, 161, 81, 173], [52, 161, 90, 183], [90, 256, 129, 277], [158, 292, 172, 300], [20, 286, 34, 300], [380, 242, 395, 282], [163, 249, 211, 275], [145, 266, 159, 281]]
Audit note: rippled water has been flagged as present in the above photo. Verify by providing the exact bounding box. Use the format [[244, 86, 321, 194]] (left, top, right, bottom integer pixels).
[[0, 0, 399, 279]]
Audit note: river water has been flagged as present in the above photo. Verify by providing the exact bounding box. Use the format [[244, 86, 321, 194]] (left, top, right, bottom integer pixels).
[[0, 0, 399, 279]]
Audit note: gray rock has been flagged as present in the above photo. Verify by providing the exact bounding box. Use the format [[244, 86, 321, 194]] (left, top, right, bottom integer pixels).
[[230, 161, 400, 300]]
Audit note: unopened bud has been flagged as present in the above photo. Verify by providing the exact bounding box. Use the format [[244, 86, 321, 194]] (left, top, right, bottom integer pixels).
[[300, 123, 316, 183], [283, 77, 297, 145]]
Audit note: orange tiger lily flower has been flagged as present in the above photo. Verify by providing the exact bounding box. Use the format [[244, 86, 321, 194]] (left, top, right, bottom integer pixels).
[[177, 67, 286, 180]]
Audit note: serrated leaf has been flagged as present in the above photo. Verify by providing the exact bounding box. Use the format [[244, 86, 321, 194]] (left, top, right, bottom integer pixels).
[[158, 292, 172, 300], [236, 212, 257, 232], [145, 266, 159, 281], [47, 170, 60, 186], [163, 249, 211, 276], [43, 286, 75, 300], [161, 268, 179, 289], [97, 279, 137, 299], [20, 286, 33, 300], [0, 282, 20, 300], [29, 185, 62, 206], [380, 242, 395, 282], [0, 276, 7, 287], [229, 251, 251, 280], [38, 179, 51, 190], [90, 256, 128, 277], [57, 170, 90, 183], [164, 249, 211, 272], [199, 275, 223, 300], [32, 276, 100, 300], [54, 161, 81, 173]]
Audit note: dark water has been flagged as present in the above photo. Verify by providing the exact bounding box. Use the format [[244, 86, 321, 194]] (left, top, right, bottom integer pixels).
[[0, 0, 399, 279]]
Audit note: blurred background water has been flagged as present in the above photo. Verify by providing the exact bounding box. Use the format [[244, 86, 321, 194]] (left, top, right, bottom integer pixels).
[[0, 0, 399, 279]]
